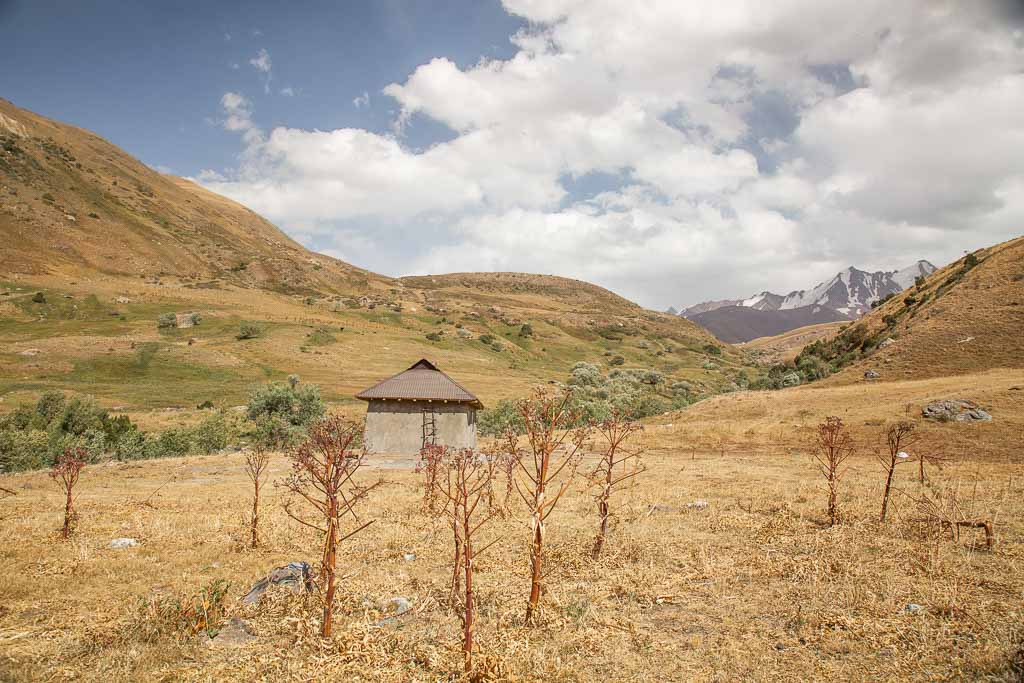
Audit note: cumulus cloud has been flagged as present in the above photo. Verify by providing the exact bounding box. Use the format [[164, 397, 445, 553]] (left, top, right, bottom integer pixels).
[[202, 0, 1024, 308]]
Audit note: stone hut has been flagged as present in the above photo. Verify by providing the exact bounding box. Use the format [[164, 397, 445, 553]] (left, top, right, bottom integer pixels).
[[355, 359, 482, 454]]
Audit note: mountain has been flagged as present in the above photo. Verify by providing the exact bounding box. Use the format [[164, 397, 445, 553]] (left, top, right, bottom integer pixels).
[[689, 304, 849, 344], [0, 99, 742, 410], [680, 261, 936, 342]]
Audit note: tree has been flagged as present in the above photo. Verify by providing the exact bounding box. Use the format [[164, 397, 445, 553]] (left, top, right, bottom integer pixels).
[[434, 446, 500, 673], [244, 446, 271, 548], [50, 447, 86, 538], [504, 389, 590, 624], [812, 417, 853, 526], [879, 421, 916, 522], [588, 412, 645, 558], [281, 416, 380, 637]]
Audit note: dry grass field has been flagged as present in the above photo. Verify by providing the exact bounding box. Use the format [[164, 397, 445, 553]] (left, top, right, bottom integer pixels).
[[1, 375, 1022, 682]]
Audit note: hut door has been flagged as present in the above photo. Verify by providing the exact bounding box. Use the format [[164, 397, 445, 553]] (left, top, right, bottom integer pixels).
[[421, 407, 437, 448]]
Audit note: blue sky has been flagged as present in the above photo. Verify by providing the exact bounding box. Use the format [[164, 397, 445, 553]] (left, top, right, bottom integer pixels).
[[0, 0, 522, 173], [2, 1, 1022, 309]]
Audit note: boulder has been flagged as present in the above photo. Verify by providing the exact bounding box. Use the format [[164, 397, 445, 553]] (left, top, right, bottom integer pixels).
[[242, 561, 312, 604], [922, 400, 992, 422], [376, 596, 413, 626], [864, 369, 880, 380]]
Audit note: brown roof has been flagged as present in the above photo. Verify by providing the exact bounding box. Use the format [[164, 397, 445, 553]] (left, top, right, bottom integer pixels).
[[355, 359, 482, 407]]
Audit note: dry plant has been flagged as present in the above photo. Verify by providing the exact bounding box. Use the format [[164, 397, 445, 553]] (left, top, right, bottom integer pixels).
[[281, 415, 381, 636], [504, 388, 590, 624], [588, 411, 646, 559], [906, 480, 996, 549], [812, 416, 853, 526], [435, 447, 500, 673], [50, 446, 87, 539], [917, 450, 948, 484], [416, 443, 444, 514], [879, 421, 917, 522], [244, 446, 270, 548]]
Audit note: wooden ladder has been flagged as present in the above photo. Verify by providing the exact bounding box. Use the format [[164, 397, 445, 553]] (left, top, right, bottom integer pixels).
[[422, 408, 437, 448]]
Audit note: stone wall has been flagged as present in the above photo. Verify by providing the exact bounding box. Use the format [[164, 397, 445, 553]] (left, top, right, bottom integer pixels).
[[363, 400, 477, 454]]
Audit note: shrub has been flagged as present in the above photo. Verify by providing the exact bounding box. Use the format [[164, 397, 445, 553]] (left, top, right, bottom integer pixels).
[[478, 400, 525, 437], [247, 378, 325, 447], [425, 332, 442, 342], [640, 370, 663, 386], [237, 322, 264, 340], [703, 343, 722, 356], [479, 334, 495, 344], [32, 291, 46, 304], [0, 429, 49, 472], [609, 355, 625, 366], [519, 323, 534, 337], [191, 413, 229, 454], [306, 327, 337, 346], [964, 252, 979, 269], [157, 312, 177, 329]]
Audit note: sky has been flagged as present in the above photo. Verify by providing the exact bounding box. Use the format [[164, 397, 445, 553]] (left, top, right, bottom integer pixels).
[[2, 0, 1023, 309]]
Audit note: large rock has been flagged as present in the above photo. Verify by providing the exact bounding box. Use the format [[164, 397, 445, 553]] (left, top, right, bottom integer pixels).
[[922, 399, 992, 422], [241, 561, 312, 604], [207, 617, 256, 648]]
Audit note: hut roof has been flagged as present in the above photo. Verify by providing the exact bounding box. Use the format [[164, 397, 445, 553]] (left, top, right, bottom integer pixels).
[[355, 359, 482, 408]]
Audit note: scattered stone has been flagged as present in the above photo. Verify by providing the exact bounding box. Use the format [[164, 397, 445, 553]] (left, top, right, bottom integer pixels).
[[904, 603, 923, 614], [241, 561, 312, 604], [64, 214, 76, 222], [376, 596, 414, 626], [922, 399, 992, 423], [403, 553, 416, 562], [207, 617, 256, 648], [864, 369, 881, 380], [878, 338, 896, 348], [686, 500, 710, 510], [781, 372, 801, 387], [109, 537, 139, 549], [115, 296, 131, 304], [647, 504, 679, 514], [18, 349, 40, 357]]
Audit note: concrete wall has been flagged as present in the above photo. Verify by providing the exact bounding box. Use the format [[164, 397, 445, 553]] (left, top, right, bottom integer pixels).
[[363, 400, 477, 455]]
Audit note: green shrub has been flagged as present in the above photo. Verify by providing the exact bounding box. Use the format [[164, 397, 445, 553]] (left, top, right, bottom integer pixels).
[[519, 323, 534, 337], [479, 334, 495, 344], [609, 355, 625, 366], [703, 344, 722, 356], [306, 327, 337, 346], [0, 429, 50, 472], [425, 332, 442, 342], [191, 413, 229, 454], [32, 291, 46, 304], [237, 322, 264, 340], [246, 378, 325, 447], [157, 312, 177, 329], [477, 399, 525, 436]]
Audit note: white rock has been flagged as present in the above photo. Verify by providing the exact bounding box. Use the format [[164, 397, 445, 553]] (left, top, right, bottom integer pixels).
[[109, 537, 139, 549]]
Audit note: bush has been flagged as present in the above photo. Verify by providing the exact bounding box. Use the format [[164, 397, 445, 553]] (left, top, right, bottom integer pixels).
[[964, 252, 979, 269], [477, 399, 525, 436], [640, 370, 663, 386], [0, 429, 49, 472], [703, 344, 722, 356], [519, 323, 534, 337], [247, 378, 325, 447], [609, 355, 625, 366], [191, 413, 229, 454], [425, 332, 442, 342], [157, 312, 177, 329], [306, 327, 337, 346], [237, 322, 264, 340], [479, 334, 495, 344], [32, 292, 46, 304]]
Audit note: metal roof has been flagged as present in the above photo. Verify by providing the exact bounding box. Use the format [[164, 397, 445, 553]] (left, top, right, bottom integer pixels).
[[355, 359, 482, 407]]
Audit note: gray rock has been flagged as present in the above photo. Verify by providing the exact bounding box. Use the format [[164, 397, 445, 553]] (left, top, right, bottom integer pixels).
[[242, 561, 312, 604], [904, 603, 923, 614], [864, 369, 880, 380], [109, 537, 139, 549], [376, 596, 414, 626], [18, 349, 40, 357], [207, 618, 256, 648], [878, 338, 896, 348], [922, 399, 992, 422], [403, 553, 417, 562], [686, 500, 710, 510]]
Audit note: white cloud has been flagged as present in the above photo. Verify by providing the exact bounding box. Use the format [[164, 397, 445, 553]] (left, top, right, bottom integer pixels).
[[249, 48, 272, 93], [202, 0, 1024, 308], [280, 87, 295, 97]]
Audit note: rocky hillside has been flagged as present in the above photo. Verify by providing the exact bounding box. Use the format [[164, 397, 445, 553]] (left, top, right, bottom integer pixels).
[[690, 303, 848, 344]]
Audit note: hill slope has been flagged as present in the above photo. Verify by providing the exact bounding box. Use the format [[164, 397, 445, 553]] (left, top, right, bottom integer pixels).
[[798, 235, 1024, 384], [690, 303, 849, 343], [0, 99, 742, 413]]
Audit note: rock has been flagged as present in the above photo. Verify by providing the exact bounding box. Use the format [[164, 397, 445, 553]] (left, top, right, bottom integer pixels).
[[241, 561, 312, 604], [781, 372, 801, 387], [878, 338, 896, 348], [864, 369, 881, 380], [18, 349, 40, 357], [686, 500, 710, 510], [207, 617, 256, 648], [647, 504, 679, 514], [115, 296, 131, 304], [904, 603, 923, 614], [376, 596, 413, 626], [403, 553, 416, 562], [922, 399, 992, 422], [109, 537, 139, 549]]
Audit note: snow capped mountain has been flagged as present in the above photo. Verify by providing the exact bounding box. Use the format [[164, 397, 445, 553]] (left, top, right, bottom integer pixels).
[[679, 260, 937, 342]]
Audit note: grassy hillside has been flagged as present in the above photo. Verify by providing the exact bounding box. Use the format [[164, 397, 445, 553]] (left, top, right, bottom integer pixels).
[[789, 235, 1024, 386], [0, 100, 745, 417]]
